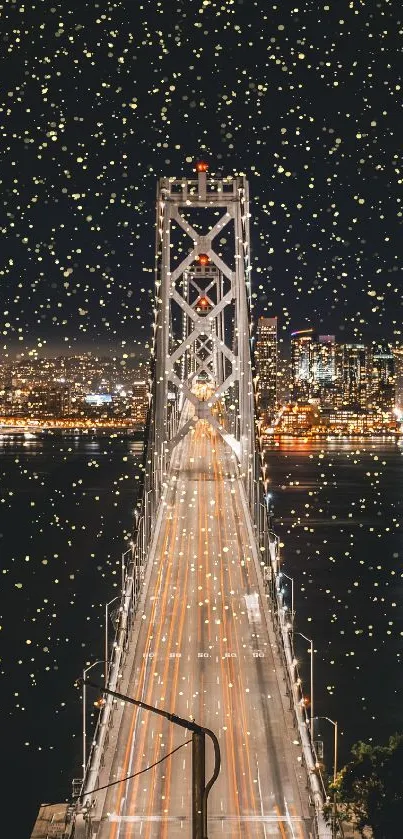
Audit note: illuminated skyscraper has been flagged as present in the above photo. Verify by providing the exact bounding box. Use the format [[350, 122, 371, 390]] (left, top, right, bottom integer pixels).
[[393, 346, 403, 413], [291, 328, 316, 403], [371, 343, 395, 413], [312, 336, 336, 383], [311, 335, 338, 407], [131, 379, 148, 425], [255, 316, 277, 419], [339, 343, 371, 409]]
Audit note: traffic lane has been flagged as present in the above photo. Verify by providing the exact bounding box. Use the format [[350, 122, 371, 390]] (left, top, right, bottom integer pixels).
[[168, 425, 306, 836], [154, 425, 240, 831], [97, 427, 194, 837], [124, 436, 200, 837], [210, 430, 309, 834], [110, 426, 209, 837], [138, 425, 305, 838], [98, 424, 309, 837], [103, 456, 304, 836], [118, 427, 246, 835]]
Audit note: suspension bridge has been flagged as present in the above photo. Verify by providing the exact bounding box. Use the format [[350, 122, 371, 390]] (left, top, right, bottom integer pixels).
[[32, 167, 334, 839]]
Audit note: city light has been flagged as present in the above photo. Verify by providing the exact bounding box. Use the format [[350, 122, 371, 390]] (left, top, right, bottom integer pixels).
[[255, 327, 400, 438], [0, 354, 148, 430], [2, 1, 401, 836]]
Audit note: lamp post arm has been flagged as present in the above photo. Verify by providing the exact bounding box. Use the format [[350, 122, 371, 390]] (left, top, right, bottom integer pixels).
[[334, 721, 338, 782], [202, 726, 221, 839], [80, 678, 221, 839], [81, 678, 205, 733], [310, 639, 314, 739]]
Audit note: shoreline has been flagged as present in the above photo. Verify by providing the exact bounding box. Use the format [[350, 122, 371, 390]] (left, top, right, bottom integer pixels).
[[0, 424, 144, 440], [264, 432, 400, 442]]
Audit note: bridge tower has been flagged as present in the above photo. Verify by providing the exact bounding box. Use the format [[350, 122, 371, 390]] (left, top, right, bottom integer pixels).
[[150, 164, 257, 508]]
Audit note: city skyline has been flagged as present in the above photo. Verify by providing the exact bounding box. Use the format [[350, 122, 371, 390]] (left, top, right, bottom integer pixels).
[[1, 326, 400, 436], [255, 319, 400, 435], [4, 318, 401, 361], [1, 3, 402, 838]]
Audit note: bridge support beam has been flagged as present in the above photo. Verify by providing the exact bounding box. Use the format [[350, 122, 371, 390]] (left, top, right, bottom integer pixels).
[[150, 165, 256, 508]]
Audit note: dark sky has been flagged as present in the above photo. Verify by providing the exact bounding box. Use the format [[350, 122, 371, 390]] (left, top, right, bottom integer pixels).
[[1, 0, 402, 359]]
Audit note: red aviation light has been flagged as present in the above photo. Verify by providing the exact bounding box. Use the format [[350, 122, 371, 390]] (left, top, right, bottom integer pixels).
[[196, 161, 209, 172], [198, 253, 209, 265]]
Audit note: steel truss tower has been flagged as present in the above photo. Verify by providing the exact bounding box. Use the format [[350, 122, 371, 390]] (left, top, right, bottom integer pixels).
[[151, 165, 256, 507]]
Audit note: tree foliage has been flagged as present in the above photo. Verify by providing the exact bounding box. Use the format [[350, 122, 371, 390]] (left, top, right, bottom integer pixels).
[[330, 734, 403, 838]]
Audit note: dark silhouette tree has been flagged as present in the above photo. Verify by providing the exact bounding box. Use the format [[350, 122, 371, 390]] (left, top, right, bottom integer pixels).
[[329, 734, 403, 838]]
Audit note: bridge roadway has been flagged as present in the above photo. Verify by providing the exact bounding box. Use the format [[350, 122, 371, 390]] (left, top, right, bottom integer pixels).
[[95, 420, 312, 838]]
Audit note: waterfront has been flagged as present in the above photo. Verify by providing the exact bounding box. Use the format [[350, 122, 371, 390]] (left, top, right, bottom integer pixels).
[[1, 435, 402, 837], [0, 435, 143, 838], [266, 438, 403, 767]]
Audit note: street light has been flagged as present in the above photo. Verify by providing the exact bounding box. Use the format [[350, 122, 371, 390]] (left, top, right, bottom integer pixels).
[[313, 716, 338, 783], [105, 596, 120, 674], [294, 632, 314, 740], [314, 716, 338, 836], [82, 660, 105, 781], [145, 488, 153, 525], [279, 571, 294, 630], [121, 546, 132, 591], [81, 678, 221, 839], [265, 491, 274, 529]]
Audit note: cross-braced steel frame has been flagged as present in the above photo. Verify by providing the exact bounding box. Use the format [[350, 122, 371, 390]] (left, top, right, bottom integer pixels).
[[149, 167, 257, 509]]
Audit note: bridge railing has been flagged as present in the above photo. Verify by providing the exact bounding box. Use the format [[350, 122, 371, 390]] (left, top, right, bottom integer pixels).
[[78, 514, 147, 813], [76, 387, 159, 818], [256, 496, 335, 838]]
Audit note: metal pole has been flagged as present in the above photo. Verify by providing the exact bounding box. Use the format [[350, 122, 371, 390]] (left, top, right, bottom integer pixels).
[[192, 730, 205, 839], [80, 679, 220, 837], [82, 660, 104, 782], [295, 632, 314, 740], [104, 603, 108, 677], [333, 720, 338, 782], [314, 716, 338, 836], [281, 572, 294, 631], [82, 674, 86, 779], [333, 720, 338, 837], [105, 596, 119, 676], [310, 638, 314, 740], [291, 578, 294, 627]]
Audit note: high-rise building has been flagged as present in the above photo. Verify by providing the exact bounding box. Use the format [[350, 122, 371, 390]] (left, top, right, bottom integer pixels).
[[393, 347, 403, 413], [339, 344, 371, 409], [312, 336, 336, 383], [291, 328, 316, 403], [371, 343, 395, 414], [22, 385, 70, 417], [132, 380, 148, 425], [255, 316, 278, 419], [310, 335, 339, 408]]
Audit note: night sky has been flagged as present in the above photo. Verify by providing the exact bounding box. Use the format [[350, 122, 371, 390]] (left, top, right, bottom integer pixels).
[[1, 0, 402, 359]]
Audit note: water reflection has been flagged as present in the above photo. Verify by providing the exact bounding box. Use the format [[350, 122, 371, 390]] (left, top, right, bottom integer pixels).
[[265, 437, 403, 764]]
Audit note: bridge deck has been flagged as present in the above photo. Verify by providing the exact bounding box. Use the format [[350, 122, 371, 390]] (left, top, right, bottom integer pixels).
[[95, 422, 312, 837]]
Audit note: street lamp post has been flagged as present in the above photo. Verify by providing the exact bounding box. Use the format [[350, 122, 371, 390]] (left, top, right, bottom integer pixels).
[[82, 660, 105, 782], [294, 631, 314, 740], [105, 596, 120, 675], [313, 715, 338, 782], [121, 546, 132, 592], [145, 488, 153, 538], [81, 678, 221, 839], [265, 491, 274, 530], [313, 716, 338, 836], [279, 571, 294, 630]]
